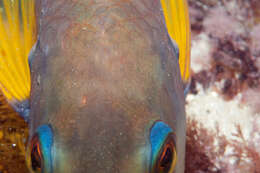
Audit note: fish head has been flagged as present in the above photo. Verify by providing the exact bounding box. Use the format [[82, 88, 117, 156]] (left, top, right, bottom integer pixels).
[[27, 0, 186, 173]]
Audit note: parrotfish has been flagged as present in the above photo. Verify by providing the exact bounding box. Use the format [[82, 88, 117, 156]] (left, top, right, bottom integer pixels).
[[0, 0, 190, 172]]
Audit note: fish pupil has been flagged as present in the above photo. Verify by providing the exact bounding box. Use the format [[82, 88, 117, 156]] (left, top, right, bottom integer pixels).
[[159, 145, 173, 172], [31, 142, 42, 171]]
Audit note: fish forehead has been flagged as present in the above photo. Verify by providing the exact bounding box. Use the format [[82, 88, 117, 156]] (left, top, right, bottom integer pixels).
[[31, 0, 183, 126], [30, 0, 185, 172]]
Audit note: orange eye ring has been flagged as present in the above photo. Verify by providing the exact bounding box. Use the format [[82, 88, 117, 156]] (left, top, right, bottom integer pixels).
[[29, 135, 43, 173], [155, 137, 177, 173], [27, 125, 53, 173]]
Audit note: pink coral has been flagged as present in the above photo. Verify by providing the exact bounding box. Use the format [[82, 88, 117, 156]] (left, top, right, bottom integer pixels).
[[203, 7, 245, 39], [242, 87, 260, 114], [186, 118, 260, 173], [250, 24, 260, 58], [186, 1, 260, 172]]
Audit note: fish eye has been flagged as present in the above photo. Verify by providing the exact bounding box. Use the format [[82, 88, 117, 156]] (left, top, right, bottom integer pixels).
[[155, 136, 176, 172], [30, 134, 43, 172], [28, 125, 53, 173], [149, 121, 177, 173]]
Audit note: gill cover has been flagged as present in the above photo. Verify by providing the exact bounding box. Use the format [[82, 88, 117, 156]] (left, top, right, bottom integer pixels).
[[161, 0, 191, 84], [0, 0, 36, 110]]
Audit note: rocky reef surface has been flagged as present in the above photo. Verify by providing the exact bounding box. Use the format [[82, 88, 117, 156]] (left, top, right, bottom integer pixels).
[[186, 0, 260, 172]]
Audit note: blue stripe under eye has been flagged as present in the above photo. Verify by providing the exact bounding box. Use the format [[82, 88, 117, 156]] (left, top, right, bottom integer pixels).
[[36, 125, 54, 172], [150, 121, 173, 167]]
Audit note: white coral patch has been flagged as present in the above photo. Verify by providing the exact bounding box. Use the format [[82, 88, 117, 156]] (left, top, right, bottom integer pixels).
[[190, 33, 213, 73], [186, 85, 257, 140]]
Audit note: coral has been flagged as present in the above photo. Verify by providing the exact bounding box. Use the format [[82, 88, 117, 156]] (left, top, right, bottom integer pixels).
[[185, 117, 260, 173], [187, 1, 260, 172], [185, 118, 217, 173], [203, 7, 245, 39], [250, 24, 260, 58], [241, 87, 260, 114], [188, 0, 260, 100]]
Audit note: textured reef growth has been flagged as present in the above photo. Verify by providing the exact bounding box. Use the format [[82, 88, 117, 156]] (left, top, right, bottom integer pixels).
[[186, 0, 260, 172]]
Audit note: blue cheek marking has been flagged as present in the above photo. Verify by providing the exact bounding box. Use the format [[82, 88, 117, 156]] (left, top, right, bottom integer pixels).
[[36, 125, 54, 172], [150, 121, 173, 167]]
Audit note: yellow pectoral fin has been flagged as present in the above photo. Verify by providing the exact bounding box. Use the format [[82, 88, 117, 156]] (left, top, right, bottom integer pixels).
[[161, 0, 191, 83], [0, 0, 36, 107]]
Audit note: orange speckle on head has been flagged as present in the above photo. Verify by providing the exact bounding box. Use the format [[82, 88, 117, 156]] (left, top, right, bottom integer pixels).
[[81, 95, 87, 106]]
